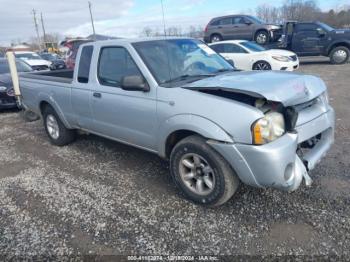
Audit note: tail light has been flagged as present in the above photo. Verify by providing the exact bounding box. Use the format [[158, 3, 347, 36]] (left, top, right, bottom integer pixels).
[[205, 24, 209, 32]]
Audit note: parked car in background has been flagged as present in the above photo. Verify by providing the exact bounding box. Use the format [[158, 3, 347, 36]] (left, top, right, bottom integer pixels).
[[40, 52, 66, 70], [0, 58, 32, 110], [62, 39, 92, 69], [19, 38, 334, 206], [13, 51, 51, 71], [210, 40, 299, 71], [279, 21, 350, 64], [204, 15, 282, 44]]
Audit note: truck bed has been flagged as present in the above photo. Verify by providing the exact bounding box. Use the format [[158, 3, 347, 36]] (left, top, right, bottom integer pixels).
[[20, 70, 74, 84]]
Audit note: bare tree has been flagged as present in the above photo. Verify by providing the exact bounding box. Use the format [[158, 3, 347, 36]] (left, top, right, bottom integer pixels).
[[140, 27, 153, 37], [256, 4, 281, 23]]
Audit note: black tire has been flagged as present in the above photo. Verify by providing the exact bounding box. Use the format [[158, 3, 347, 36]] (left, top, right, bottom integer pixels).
[[20, 109, 40, 122], [255, 30, 269, 45], [210, 34, 223, 43], [252, 60, 272, 70], [170, 135, 240, 206], [329, 46, 350, 65], [42, 105, 76, 146]]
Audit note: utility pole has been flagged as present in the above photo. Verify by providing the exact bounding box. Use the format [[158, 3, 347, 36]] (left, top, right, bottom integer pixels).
[[88, 1, 96, 41], [160, 0, 167, 36], [40, 12, 47, 47], [32, 9, 41, 51]]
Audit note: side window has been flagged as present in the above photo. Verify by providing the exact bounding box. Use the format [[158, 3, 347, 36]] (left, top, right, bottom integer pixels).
[[210, 44, 224, 53], [77, 46, 93, 83], [233, 17, 244, 24], [98, 47, 142, 87], [210, 20, 220, 26], [219, 18, 232, 25], [296, 24, 318, 32], [223, 44, 247, 54]]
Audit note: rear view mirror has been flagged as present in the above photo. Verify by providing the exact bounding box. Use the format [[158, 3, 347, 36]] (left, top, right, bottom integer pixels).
[[121, 75, 150, 92]]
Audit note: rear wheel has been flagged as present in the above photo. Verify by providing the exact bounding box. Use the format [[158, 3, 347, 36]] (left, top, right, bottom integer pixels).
[[255, 31, 269, 45], [42, 105, 76, 146], [210, 34, 222, 43], [252, 61, 272, 70], [170, 135, 240, 206], [329, 46, 349, 64]]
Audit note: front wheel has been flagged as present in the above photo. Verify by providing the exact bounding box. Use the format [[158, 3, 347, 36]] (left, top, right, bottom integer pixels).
[[42, 106, 76, 146], [329, 46, 349, 64], [170, 135, 240, 206], [252, 61, 272, 70]]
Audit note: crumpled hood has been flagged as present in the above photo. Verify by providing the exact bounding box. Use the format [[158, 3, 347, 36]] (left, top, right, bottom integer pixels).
[[184, 71, 326, 106]]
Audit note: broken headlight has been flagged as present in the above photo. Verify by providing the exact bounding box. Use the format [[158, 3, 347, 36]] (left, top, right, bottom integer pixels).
[[252, 112, 285, 145]]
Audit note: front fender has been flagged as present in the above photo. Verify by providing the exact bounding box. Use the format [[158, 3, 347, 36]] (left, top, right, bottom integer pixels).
[[326, 40, 350, 55], [158, 114, 234, 157]]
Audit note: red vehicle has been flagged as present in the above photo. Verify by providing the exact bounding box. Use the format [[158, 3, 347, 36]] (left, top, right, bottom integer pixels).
[[62, 39, 92, 69]]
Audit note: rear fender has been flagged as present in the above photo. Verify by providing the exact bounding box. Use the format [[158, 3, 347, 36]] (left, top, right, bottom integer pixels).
[[38, 92, 72, 129]]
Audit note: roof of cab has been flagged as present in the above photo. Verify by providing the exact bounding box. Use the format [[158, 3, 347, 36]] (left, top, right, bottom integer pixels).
[[81, 37, 198, 47]]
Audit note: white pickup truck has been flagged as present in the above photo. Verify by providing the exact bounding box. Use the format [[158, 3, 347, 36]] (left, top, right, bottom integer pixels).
[[19, 38, 335, 206]]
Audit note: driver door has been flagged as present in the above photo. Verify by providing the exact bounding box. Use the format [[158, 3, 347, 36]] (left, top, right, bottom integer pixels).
[[292, 24, 322, 55], [90, 46, 157, 150]]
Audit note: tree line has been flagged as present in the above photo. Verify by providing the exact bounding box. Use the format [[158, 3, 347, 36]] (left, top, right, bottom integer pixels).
[[256, 0, 350, 28]]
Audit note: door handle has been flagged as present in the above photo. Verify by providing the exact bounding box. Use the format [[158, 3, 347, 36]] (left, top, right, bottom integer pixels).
[[93, 92, 102, 98]]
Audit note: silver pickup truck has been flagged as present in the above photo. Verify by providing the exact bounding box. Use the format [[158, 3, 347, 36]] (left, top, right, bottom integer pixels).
[[19, 38, 335, 206]]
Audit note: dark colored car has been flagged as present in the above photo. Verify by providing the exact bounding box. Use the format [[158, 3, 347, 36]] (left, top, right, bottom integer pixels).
[[280, 21, 350, 64], [40, 52, 66, 70], [204, 15, 282, 44], [0, 58, 32, 110]]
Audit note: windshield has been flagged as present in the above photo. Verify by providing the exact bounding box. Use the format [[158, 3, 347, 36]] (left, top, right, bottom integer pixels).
[[15, 53, 42, 60], [318, 22, 334, 32], [133, 39, 233, 85], [0, 60, 33, 74], [240, 41, 266, 52], [248, 16, 265, 24]]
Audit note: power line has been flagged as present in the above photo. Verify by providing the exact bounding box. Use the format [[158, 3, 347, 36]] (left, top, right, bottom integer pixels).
[[88, 1, 96, 41]]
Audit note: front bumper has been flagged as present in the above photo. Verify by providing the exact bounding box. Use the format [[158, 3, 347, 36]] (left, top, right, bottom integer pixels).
[[0, 94, 17, 109], [210, 108, 335, 191]]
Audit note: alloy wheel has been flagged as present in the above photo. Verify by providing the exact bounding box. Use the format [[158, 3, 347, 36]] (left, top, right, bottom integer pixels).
[[179, 153, 216, 196]]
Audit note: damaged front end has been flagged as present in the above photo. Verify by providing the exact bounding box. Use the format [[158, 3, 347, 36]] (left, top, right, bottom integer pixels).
[[184, 73, 335, 191]]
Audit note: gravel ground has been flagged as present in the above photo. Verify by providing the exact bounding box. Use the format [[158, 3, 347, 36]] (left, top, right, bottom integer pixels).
[[0, 57, 349, 259]]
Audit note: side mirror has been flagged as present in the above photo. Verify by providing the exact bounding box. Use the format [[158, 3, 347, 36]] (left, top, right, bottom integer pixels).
[[226, 59, 235, 67], [244, 21, 253, 26], [121, 75, 150, 92], [317, 28, 326, 37]]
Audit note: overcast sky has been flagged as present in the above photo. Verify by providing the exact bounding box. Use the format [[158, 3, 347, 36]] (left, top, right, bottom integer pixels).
[[0, 0, 348, 46]]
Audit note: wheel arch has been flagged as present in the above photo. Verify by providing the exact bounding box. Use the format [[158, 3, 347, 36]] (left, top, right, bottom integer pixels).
[[159, 115, 234, 159], [38, 98, 72, 129], [327, 41, 350, 55]]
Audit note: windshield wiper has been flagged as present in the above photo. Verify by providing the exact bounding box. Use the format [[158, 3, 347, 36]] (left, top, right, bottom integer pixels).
[[163, 74, 215, 84], [214, 68, 236, 74]]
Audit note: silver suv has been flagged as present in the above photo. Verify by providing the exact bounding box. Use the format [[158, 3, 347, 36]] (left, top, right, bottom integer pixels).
[[204, 15, 282, 44]]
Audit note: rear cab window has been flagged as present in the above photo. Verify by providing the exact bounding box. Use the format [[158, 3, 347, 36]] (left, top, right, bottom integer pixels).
[[77, 45, 93, 83]]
